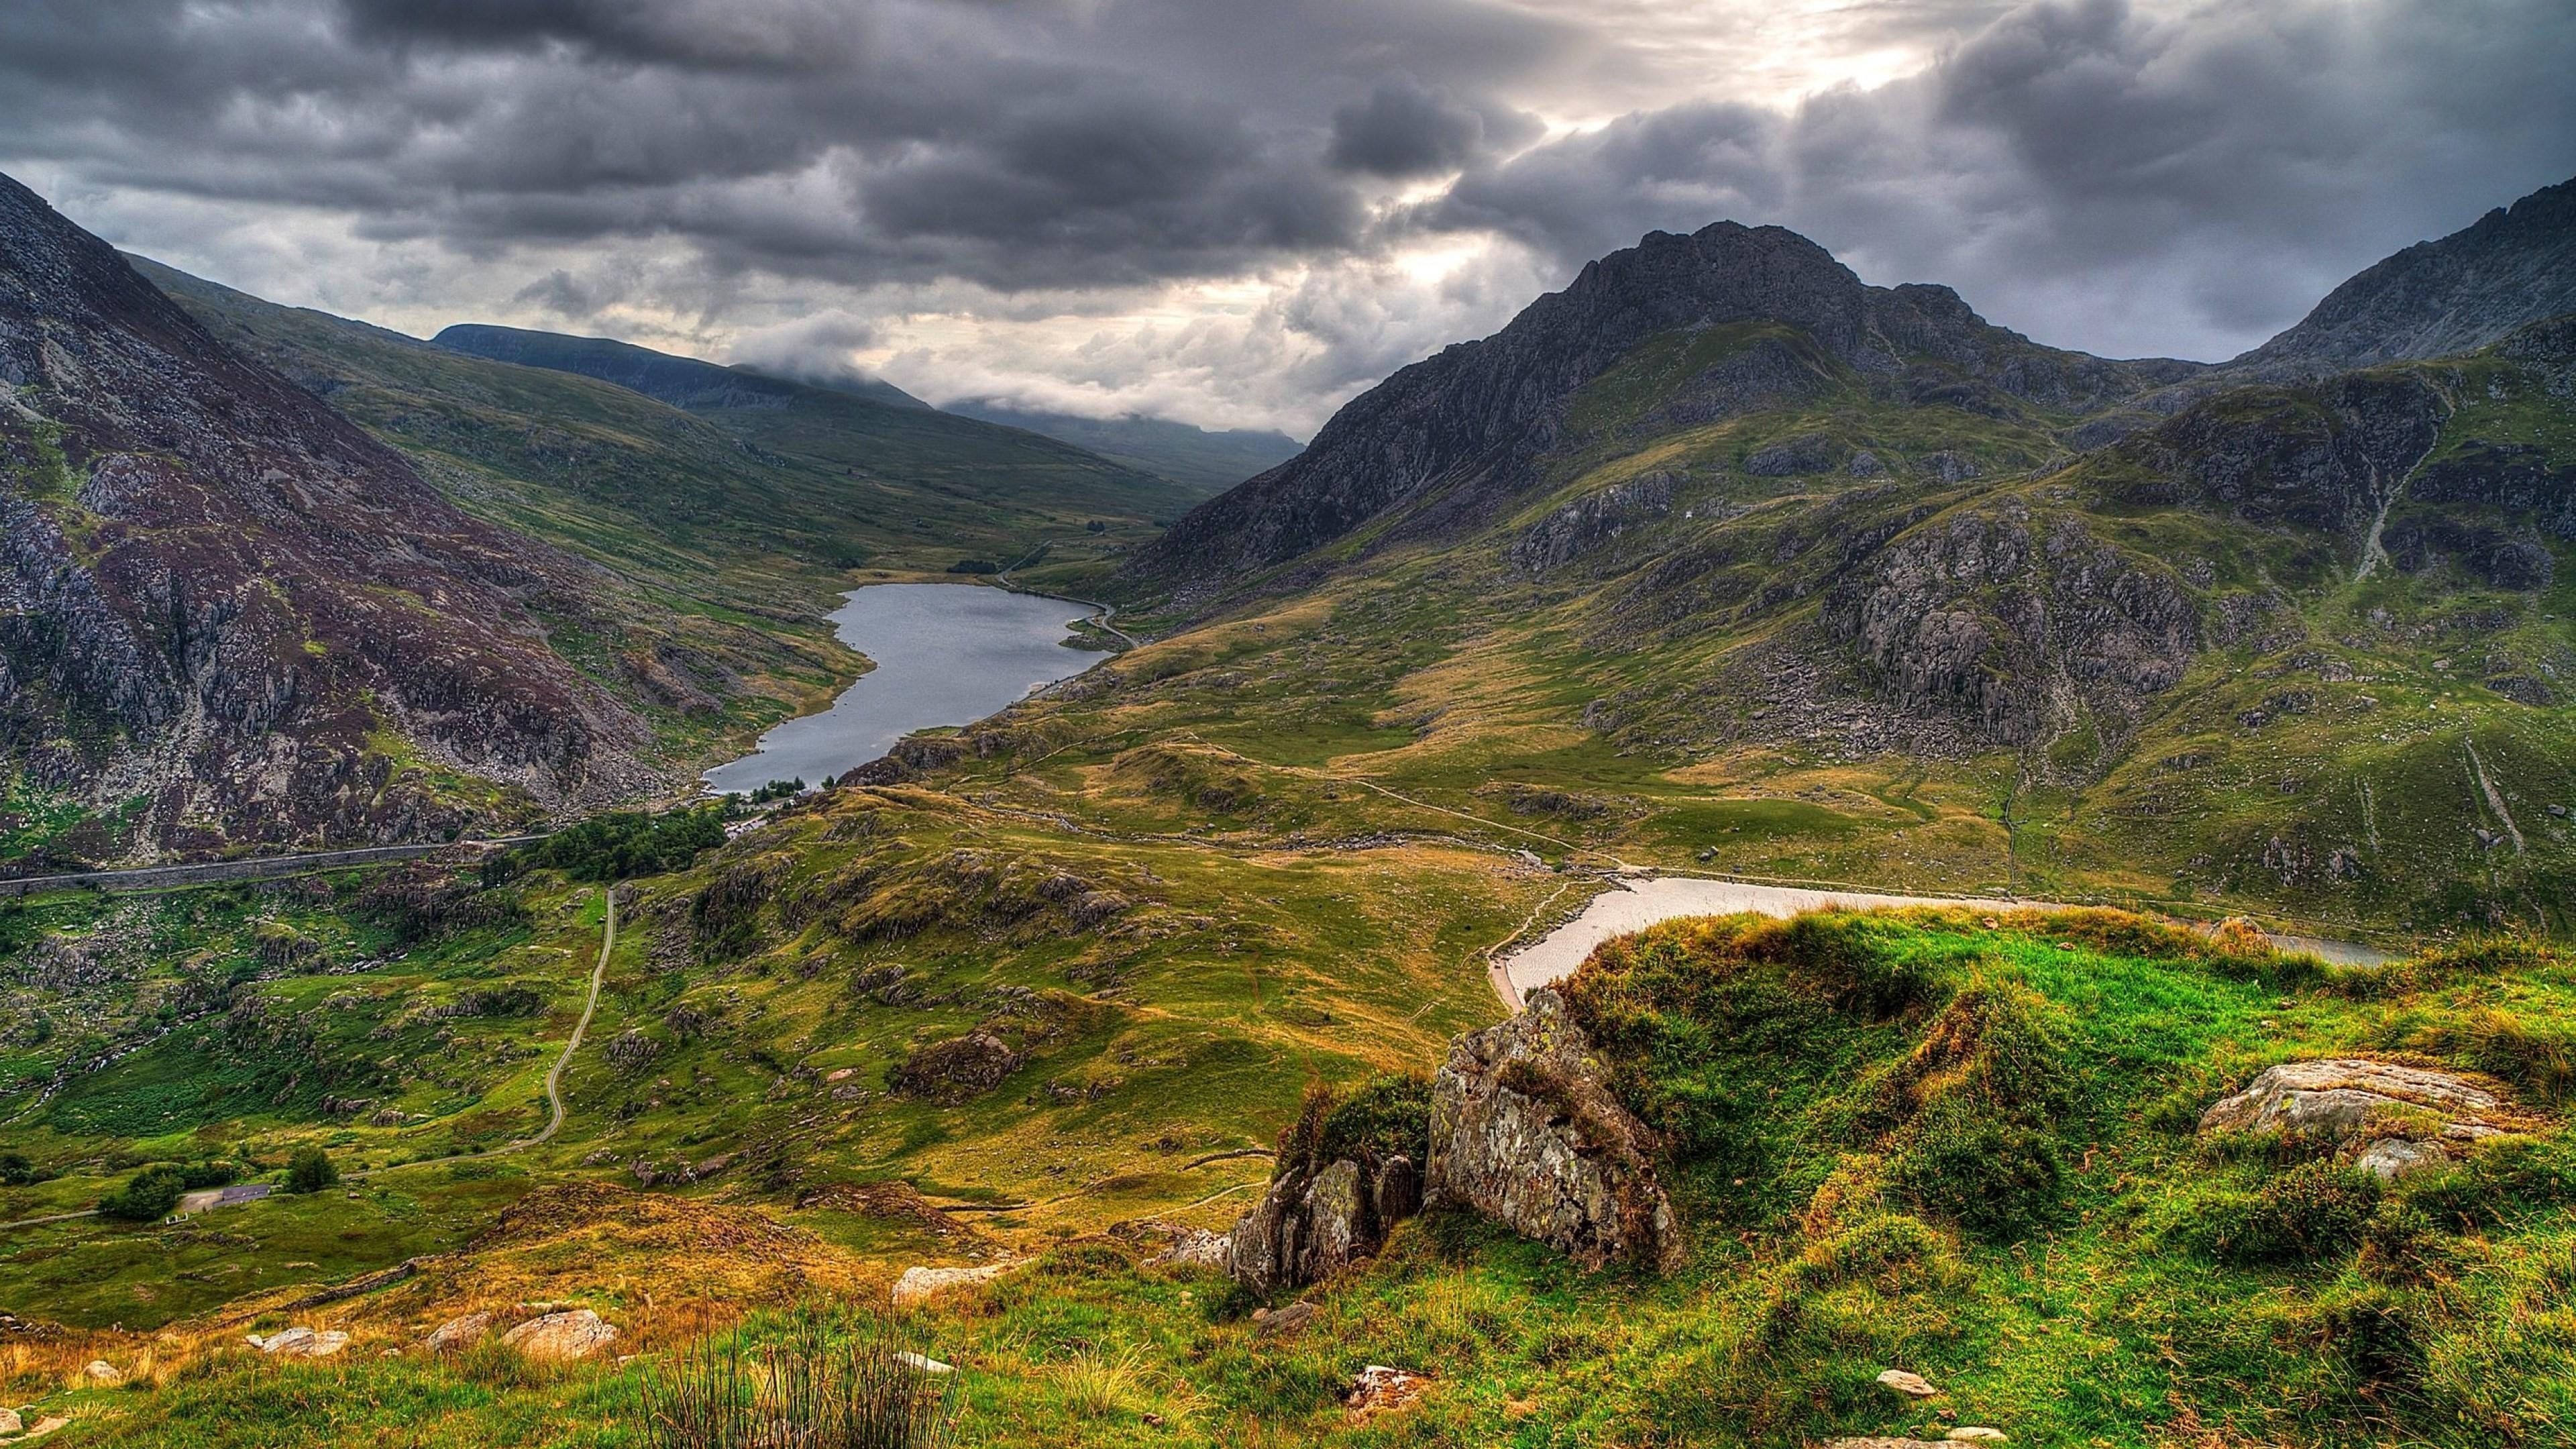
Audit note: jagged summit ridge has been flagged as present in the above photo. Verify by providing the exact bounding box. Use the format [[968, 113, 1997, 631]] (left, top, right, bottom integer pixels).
[[1125, 219, 2195, 590]]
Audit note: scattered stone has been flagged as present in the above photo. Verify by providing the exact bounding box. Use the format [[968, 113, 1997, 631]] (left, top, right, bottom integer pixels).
[[81, 1361, 119, 1385], [894, 1351, 954, 1375], [499, 1309, 616, 1362], [423, 1311, 495, 1353], [1948, 1430, 2009, 1443], [1250, 1300, 1317, 1338], [1425, 987, 1678, 1271], [2200, 1058, 2532, 1180], [1149, 1228, 1232, 1269], [0, 1407, 20, 1434], [246, 1326, 350, 1358], [891, 1261, 1021, 1306], [1346, 1364, 1431, 1417], [1877, 1368, 1940, 1399]]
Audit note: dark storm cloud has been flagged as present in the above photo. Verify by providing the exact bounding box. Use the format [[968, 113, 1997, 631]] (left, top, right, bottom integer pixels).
[[0, 0, 2568, 421], [1328, 76, 1527, 178]]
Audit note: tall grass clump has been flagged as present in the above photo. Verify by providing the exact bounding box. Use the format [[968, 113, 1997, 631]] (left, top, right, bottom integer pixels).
[[637, 1311, 955, 1449]]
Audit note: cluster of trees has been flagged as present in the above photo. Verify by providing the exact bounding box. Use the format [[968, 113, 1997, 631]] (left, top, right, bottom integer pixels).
[[95, 1147, 337, 1222], [513, 806, 728, 883]]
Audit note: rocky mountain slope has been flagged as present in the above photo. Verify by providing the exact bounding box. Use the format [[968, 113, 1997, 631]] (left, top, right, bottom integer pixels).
[[2236, 174, 2576, 376], [0, 172, 655, 859], [1075, 175, 2575, 932]]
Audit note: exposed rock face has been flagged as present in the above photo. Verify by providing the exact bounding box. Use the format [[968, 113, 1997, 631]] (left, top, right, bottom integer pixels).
[[498, 1308, 616, 1362], [1126, 219, 2197, 593], [1226, 1154, 1420, 1293], [2199, 1059, 2531, 1181], [1822, 504, 2200, 749], [0, 170, 654, 860], [1425, 988, 1678, 1271], [887, 1029, 1025, 1103], [2237, 174, 2576, 376]]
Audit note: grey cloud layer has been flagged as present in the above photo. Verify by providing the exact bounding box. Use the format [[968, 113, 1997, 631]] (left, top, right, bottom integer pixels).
[[1, 0, 2569, 426]]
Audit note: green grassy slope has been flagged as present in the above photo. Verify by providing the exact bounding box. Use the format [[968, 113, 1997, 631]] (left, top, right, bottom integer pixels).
[[11, 905, 2570, 1449]]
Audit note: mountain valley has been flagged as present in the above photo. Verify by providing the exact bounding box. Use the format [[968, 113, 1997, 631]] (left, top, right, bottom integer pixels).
[[1, 160, 2573, 1449]]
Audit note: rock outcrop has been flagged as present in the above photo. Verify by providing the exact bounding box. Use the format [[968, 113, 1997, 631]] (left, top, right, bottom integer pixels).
[[1226, 1154, 1420, 1293], [890, 1260, 1022, 1306], [498, 1309, 616, 1362], [2199, 1059, 2532, 1181], [1425, 988, 1678, 1271]]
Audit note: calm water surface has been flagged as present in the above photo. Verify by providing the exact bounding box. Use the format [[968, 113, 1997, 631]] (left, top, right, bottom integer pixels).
[[702, 584, 1104, 794]]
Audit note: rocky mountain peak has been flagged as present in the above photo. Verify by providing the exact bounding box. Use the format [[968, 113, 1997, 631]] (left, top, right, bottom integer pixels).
[[1125, 217, 2187, 595], [2237, 172, 2576, 376]]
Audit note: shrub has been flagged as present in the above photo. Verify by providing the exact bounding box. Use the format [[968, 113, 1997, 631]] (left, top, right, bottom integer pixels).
[[0, 1152, 38, 1186], [1317, 1072, 1432, 1171], [2204, 1161, 2381, 1264], [284, 1147, 339, 1195], [637, 1313, 955, 1448], [98, 1165, 191, 1222]]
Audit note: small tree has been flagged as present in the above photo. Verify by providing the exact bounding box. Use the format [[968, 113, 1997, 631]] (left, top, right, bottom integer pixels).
[[284, 1146, 339, 1194]]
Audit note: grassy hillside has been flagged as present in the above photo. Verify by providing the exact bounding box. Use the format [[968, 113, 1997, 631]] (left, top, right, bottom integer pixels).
[[138, 260, 1190, 601], [1046, 319, 2576, 940], [3, 890, 2567, 1448]]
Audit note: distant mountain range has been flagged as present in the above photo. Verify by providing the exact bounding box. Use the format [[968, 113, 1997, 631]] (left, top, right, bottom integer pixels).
[[938, 400, 1301, 494], [432, 325, 1299, 496], [433, 323, 934, 413]]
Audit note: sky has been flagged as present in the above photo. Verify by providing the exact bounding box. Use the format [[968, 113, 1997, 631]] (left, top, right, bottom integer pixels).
[[3, 0, 2572, 437]]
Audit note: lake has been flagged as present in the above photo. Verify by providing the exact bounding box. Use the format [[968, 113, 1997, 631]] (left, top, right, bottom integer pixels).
[[702, 584, 1106, 794]]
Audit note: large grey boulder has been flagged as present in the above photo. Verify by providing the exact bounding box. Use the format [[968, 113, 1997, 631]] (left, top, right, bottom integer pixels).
[[1227, 1155, 1416, 1293], [2199, 1058, 2528, 1181], [1426, 987, 1678, 1270]]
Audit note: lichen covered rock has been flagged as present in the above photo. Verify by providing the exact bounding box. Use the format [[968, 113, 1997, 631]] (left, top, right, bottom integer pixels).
[[2200, 1058, 2532, 1181], [1426, 987, 1678, 1270]]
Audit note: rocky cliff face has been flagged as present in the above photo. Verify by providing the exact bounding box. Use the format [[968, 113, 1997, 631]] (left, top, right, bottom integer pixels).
[[0, 171, 653, 861], [2237, 174, 2576, 378], [1124, 221, 2198, 594]]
